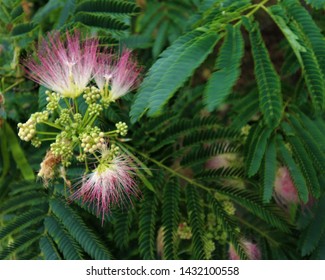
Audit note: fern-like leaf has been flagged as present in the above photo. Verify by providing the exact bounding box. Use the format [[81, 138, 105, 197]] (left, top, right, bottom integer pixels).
[[0, 231, 42, 260], [217, 186, 290, 233], [0, 209, 46, 241], [246, 124, 273, 177], [262, 136, 277, 203], [288, 114, 325, 172], [75, 12, 128, 30], [50, 198, 112, 260], [282, 122, 321, 198], [76, 0, 140, 14], [282, 0, 325, 112], [209, 195, 247, 260], [303, 0, 325, 9], [243, 17, 283, 128], [130, 30, 220, 122], [204, 24, 244, 111], [138, 189, 158, 259], [277, 135, 309, 203], [181, 142, 240, 168], [39, 236, 62, 260], [44, 216, 84, 260], [186, 185, 206, 259], [162, 180, 180, 260], [0, 191, 47, 215], [113, 210, 132, 249], [300, 195, 325, 256]]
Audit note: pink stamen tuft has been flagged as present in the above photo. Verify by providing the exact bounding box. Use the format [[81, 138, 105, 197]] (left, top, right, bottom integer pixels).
[[23, 30, 98, 98], [229, 240, 261, 260], [94, 49, 141, 101], [274, 166, 299, 204], [72, 155, 139, 223]]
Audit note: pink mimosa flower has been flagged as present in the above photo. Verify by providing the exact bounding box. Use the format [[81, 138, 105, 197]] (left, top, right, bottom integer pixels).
[[73, 155, 138, 221], [94, 49, 141, 103], [274, 166, 299, 204], [24, 30, 98, 98], [229, 240, 261, 260]]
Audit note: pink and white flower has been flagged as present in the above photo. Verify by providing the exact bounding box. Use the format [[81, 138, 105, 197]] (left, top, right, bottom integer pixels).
[[229, 240, 261, 260], [274, 166, 299, 204], [23, 30, 98, 98], [94, 49, 141, 102], [72, 155, 139, 220]]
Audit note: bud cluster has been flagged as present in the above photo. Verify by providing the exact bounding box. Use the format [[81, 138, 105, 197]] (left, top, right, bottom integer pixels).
[[116, 121, 128, 136], [83, 87, 101, 105], [80, 126, 105, 154], [18, 119, 36, 141], [18, 111, 48, 142], [55, 108, 71, 127], [88, 103, 103, 117], [50, 134, 74, 166], [46, 91, 61, 111], [177, 222, 192, 240]]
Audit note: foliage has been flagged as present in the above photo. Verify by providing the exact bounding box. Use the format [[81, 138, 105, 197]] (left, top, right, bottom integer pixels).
[[1, 0, 325, 260]]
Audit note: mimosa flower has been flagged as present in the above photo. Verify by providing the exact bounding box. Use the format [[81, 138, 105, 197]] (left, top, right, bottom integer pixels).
[[94, 49, 141, 104], [23, 30, 98, 98], [274, 166, 299, 204], [72, 155, 138, 220]]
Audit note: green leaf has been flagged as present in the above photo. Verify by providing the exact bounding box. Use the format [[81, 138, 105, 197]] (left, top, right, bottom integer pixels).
[[162, 180, 180, 260], [76, 0, 139, 14], [32, 0, 64, 24], [44, 216, 84, 260], [10, 23, 36, 37], [0, 209, 46, 241], [56, 0, 76, 28], [288, 114, 325, 172], [204, 24, 244, 111], [130, 30, 219, 122], [283, 0, 325, 112], [40, 236, 62, 260], [50, 198, 112, 260], [263, 136, 277, 203], [282, 121, 321, 198], [138, 189, 158, 259], [186, 185, 206, 259], [152, 21, 169, 58], [0, 124, 10, 182], [209, 195, 247, 260], [303, 0, 325, 9], [217, 186, 290, 233], [246, 124, 273, 177], [277, 135, 309, 203], [5, 122, 35, 181], [243, 17, 283, 128], [0, 232, 42, 260], [113, 210, 132, 249], [75, 12, 128, 30], [301, 195, 325, 256]]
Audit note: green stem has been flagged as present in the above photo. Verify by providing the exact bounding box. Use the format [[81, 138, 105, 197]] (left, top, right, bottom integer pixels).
[[233, 0, 269, 27], [82, 107, 90, 127], [2, 79, 24, 94], [63, 98, 70, 109], [74, 98, 79, 113], [36, 131, 59, 135], [85, 114, 98, 127], [121, 143, 213, 193], [104, 130, 118, 136], [236, 216, 279, 247], [245, 0, 269, 18], [40, 138, 56, 141], [41, 121, 63, 130]]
